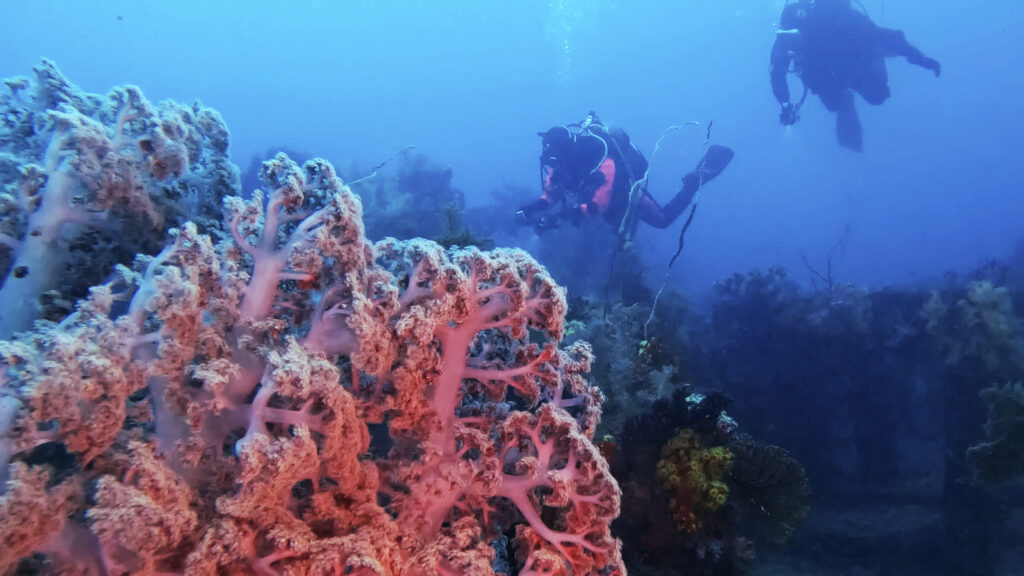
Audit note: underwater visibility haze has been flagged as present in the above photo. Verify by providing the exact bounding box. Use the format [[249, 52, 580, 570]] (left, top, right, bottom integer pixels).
[[0, 1, 1023, 575]]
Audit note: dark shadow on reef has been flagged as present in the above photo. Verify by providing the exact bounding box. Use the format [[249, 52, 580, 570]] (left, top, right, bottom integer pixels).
[[566, 255, 1024, 575]]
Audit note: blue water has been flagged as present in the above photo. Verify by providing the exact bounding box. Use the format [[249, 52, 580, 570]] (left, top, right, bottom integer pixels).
[[2, 0, 1021, 293]]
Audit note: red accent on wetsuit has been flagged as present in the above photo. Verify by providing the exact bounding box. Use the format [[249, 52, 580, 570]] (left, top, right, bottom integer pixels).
[[541, 168, 556, 202], [588, 158, 616, 214]]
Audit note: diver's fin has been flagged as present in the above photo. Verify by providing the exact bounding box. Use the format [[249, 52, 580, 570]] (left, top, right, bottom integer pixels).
[[691, 144, 735, 185], [675, 144, 736, 203], [835, 94, 863, 152]]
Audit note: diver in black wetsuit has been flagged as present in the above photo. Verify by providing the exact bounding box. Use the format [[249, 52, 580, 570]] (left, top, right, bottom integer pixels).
[[771, 0, 941, 151], [515, 112, 734, 235]]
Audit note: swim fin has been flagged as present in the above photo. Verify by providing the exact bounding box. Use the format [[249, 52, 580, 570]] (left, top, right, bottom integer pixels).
[[661, 144, 736, 223], [694, 144, 735, 183], [681, 144, 735, 192], [835, 92, 863, 152]]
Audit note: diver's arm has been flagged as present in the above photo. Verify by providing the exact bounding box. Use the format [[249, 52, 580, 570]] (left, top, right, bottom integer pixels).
[[771, 36, 802, 125], [770, 36, 794, 104], [516, 196, 558, 225], [515, 174, 564, 225], [517, 198, 552, 220]]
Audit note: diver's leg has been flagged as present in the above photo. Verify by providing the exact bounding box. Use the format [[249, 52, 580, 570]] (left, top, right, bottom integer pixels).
[[858, 82, 891, 106], [636, 194, 673, 229], [638, 145, 735, 229], [835, 90, 863, 152], [878, 27, 941, 76], [877, 28, 920, 58], [856, 57, 892, 105], [817, 88, 841, 113]]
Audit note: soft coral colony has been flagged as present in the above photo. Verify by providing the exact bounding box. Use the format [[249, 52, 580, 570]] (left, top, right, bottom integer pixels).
[[0, 62, 625, 575]]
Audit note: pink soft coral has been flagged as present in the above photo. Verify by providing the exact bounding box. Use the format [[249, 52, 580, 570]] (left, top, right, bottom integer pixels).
[[0, 153, 624, 575]]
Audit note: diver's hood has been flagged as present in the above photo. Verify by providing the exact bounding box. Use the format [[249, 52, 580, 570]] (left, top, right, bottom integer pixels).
[[538, 125, 608, 176], [539, 126, 572, 166]]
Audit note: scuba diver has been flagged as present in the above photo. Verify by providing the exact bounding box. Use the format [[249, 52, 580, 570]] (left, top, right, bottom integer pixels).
[[515, 112, 734, 236], [771, 0, 941, 151]]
